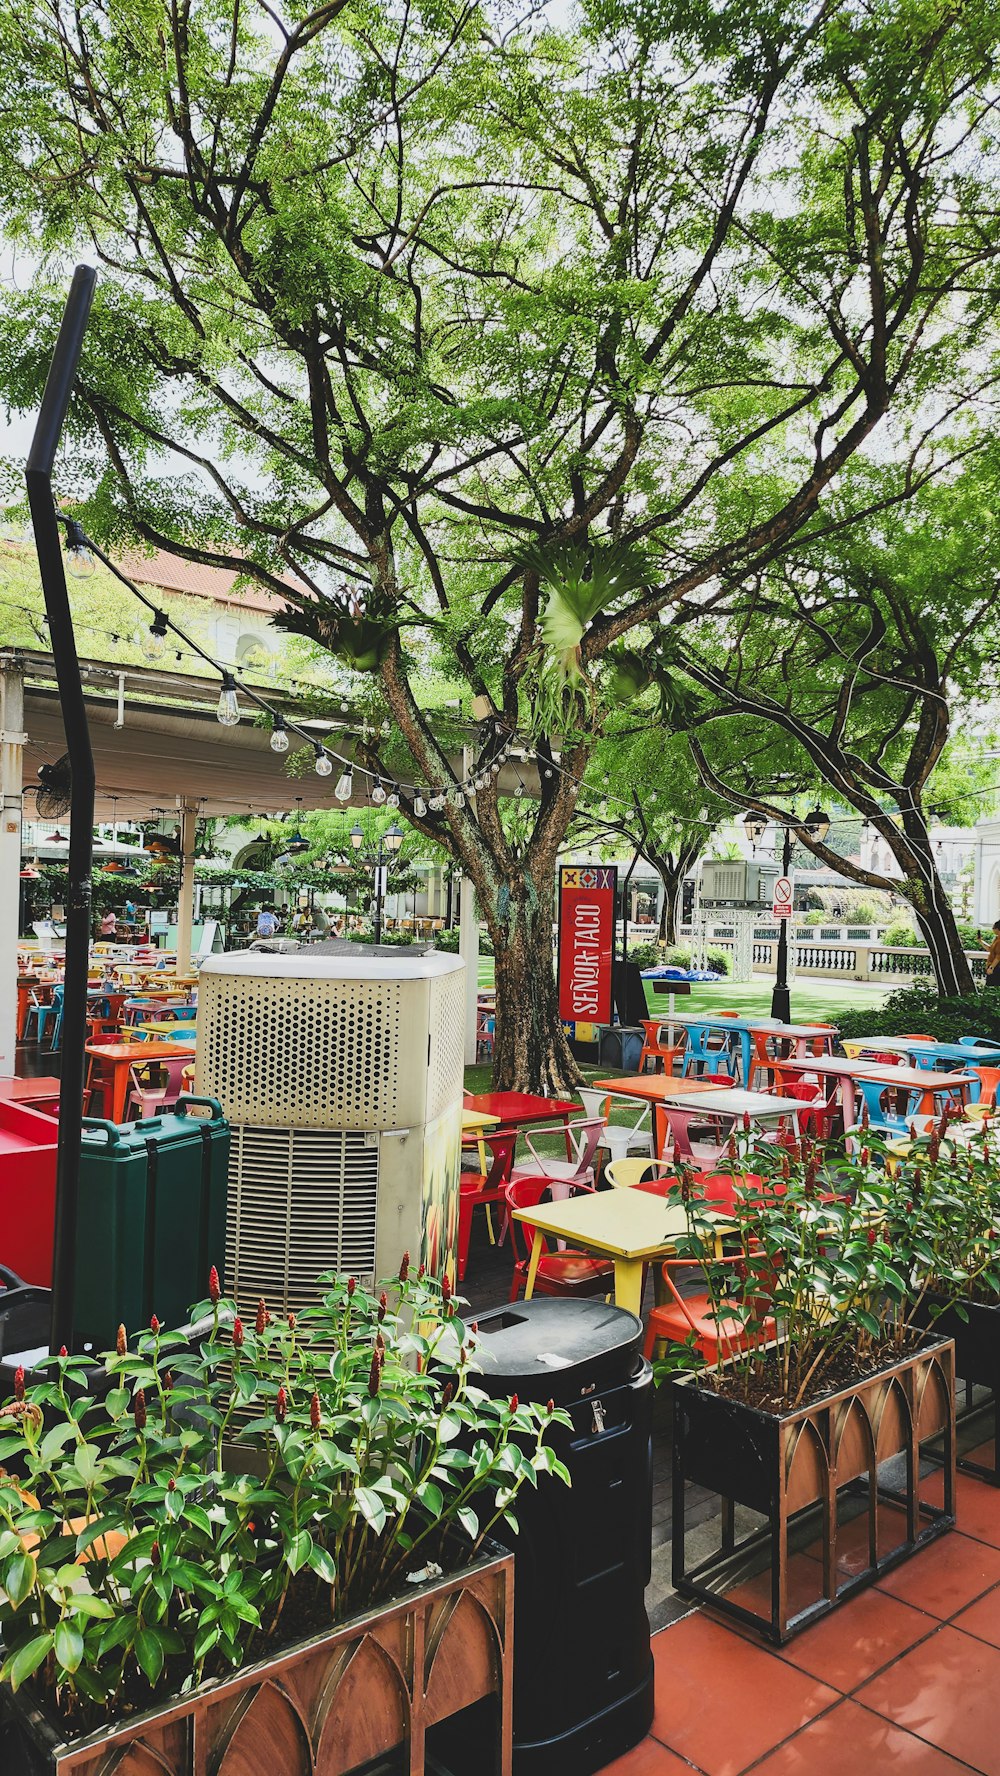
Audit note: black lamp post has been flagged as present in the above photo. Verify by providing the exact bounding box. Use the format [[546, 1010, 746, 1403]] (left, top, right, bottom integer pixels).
[[744, 805, 830, 1023], [350, 822, 403, 943]]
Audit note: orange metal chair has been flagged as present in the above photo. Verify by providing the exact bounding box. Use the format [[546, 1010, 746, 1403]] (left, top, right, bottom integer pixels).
[[638, 1020, 684, 1075], [505, 1176, 614, 1302], [643, 1254, 777, 1363]]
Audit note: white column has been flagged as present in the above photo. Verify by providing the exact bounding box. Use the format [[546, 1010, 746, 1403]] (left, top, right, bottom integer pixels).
[[459, 875, 479, 1065], [0, 663, 25, 1074], [174, 800, 199, 972]]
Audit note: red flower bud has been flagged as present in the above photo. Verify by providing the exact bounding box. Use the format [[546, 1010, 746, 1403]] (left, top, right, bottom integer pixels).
[[231, 1317, 244, 1349], [167, 1477, 176, 1491], [276, 1385, 287, 1423], [860, 1148, 870, 1167], [310, 1390, 321, 1430], [116, 1324, 127, 1356], [347, 1276, 356, 1297], [133, 1388, 147, 1430], [13, 1365, 24, 1402], [929, 1131, 940, 1164], [726, 1131, 738, 1162], [441, 1381, 454, 1409], [378, 1291, 388, 1322], [287, 1312, 296, 1331], [209, 1265, 221, 1304], [418, 1262, 425, 1279], [150, 1314, 160, 1335], [255, 1298, 268, 1336], [164, 1372, 174, 1390], [399, 1251, 410, 1283], [546, 1398, 554, 1413], [742, 1110, 752, 1133], [368, 1352, 382, 1397], [59, 1345, 67, 1358], [867, 1227, 877, 1246], [441, 1273, 452, 1302], [151, 1540, 160, 1567], [509, 1393, 519, 1413], [906, 1201, 915, 1215], [470, 1321, 478, 1333]]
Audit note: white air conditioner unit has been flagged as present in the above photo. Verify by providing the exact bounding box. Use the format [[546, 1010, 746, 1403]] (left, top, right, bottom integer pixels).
[[700, 860, 778, 907], [195, 946, 466, 1315]]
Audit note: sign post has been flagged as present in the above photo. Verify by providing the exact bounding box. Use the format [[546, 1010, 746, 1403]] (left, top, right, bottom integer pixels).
[[557, 865, 617, 1031]]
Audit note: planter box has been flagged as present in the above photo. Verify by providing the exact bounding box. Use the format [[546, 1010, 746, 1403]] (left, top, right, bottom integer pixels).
[[914, 1291, 1000, 1485], [3, 1545, 514, 1776], [671, 1338, 955, 1643]]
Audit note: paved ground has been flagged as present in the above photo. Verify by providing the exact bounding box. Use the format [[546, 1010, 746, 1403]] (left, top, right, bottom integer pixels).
[[612, 1457, 1000, 1775]]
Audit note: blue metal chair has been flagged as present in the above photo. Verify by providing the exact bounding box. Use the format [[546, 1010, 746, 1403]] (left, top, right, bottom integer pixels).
[[25, 984, 63, 1049], [682, 1021, 730, 1078], [856, 1076, 913, 1135]]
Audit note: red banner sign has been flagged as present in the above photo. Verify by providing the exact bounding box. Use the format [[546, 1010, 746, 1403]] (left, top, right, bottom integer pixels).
[[558, 865, 617, 1024]]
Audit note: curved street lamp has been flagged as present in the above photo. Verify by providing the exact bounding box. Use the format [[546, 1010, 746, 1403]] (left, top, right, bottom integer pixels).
[[349, 822, 404, 942]]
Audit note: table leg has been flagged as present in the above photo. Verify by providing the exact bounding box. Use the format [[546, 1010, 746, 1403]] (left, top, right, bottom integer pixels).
[[112, 1062, 129, 1125], [840, 1076, 857, 1152], [612, 1257, 645, 1316], [523, 1230, 544, 1300]]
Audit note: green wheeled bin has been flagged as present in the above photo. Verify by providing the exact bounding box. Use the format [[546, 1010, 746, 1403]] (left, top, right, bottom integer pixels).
[[73, 1098, 229, 1352]]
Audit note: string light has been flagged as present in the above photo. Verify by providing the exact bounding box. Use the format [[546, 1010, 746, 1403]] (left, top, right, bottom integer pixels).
[[334, 767, 354, 803], [313, 743, 333, 777], [270, 715, 290, 754], [371, 778, 387, 806], [144, 611, 169, 661], [217, 674, 240, 726], [412, 792, 427, 817]]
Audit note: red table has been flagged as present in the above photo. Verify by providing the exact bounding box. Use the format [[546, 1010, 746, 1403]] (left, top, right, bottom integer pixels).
[[0, 1075, 62, 1103], [85, 1040, 196, 1123], [463, 1091, 578, 1158]]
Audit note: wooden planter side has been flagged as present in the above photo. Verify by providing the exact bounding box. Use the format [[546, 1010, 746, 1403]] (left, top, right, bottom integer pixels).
[[7, 1547, 514, 1776], [672, 1339, 956, 1644]]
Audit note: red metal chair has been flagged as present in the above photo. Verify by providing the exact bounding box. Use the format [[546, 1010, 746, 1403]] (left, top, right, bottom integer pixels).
[[775, 1078, 835, 1140], [638, 1020, 684, 1075], [642, 1253, 777, 1363], [505, 1176, 615, 1302], [458, 1131, 517, 1282]]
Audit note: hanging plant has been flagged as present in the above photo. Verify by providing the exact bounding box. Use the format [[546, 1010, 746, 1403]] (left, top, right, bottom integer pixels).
[[603, 646, 654, 706], [277, 590, 399, 672], [512, 538, 653, 734]]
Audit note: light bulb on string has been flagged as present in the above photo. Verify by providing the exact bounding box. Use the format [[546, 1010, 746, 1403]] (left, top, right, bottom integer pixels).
[[413, 793, 427, 818], [334, 768, 354, 803], [144, 611, 169, 661], [217, 674, 240, 726], [371, 778, 387, 806], [387, 788, 400, 809], [270, 716, 290, 753], [64, 518, 96, 579], [454, 789, 465, 808], [314, 744, 333, 777], [429, 792, 446, 812]]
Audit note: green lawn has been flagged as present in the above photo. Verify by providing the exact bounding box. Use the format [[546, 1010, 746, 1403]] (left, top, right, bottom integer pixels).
[[475, 954, 889, 1024]]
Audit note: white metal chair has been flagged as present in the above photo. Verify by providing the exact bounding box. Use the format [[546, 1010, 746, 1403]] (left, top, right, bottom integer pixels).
[[577, 1088, 654, 1169]]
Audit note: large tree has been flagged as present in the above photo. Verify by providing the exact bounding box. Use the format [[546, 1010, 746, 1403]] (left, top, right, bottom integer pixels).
[[673, 455, 1000, 995], [1, 0, 999, 1086]]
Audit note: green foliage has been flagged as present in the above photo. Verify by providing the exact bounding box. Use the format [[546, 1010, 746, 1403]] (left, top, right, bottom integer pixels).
[[655, 1121, 1000, 1408], [836, 984, 1000, 1046], [0, 1274, 569, 1733]]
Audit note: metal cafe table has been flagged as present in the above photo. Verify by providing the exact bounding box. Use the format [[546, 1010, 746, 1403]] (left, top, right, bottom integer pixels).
[[511, 1187, 711, 1315]]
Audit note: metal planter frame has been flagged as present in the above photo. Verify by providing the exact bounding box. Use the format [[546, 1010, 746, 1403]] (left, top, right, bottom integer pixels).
[[3, 1545, 514, 1776], [671, 1337, 955, 1644]]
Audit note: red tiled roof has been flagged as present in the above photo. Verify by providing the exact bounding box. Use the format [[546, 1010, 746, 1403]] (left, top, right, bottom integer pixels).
[[116, 547, 309, 613]]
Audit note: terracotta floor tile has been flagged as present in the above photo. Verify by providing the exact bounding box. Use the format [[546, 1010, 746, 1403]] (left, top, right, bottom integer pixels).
[[950, 1581, 1000, 1649], [601, 1737, 706, 1775], [920, 1470, 1000, 1549], [722, 1551, 825, 1626], [875, 1529, 1000, 1617], [650, 1611, 838, 1776], [776, 1587, 935, 1692], [748, 1697, 976, 1774], [857, 1622, 1000, 1772]]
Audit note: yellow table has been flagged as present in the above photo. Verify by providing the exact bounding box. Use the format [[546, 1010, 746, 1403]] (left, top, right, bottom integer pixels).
[[132, 1020, 197, 1041], [511, 1189, 699, 1315], [462, 1108, 501, 1134]]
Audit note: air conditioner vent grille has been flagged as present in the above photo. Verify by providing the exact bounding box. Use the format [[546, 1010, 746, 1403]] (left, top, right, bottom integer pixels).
[[427, 969, 467, 1120], [225, 1125, 379, 1316], [199, 976, 403, 1126]]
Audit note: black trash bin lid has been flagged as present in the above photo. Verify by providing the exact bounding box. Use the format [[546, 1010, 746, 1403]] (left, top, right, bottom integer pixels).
[[472, 1298, 642, 1382]]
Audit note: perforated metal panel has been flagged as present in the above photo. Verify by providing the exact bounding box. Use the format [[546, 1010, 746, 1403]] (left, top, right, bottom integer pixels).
[[426, 968, 467, 1122], [225, 1125, 380, 1315], [199, 973, 404, 1127]]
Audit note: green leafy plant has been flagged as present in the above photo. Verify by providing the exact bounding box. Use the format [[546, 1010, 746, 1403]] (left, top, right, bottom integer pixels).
[[0, 1268, 569, 1734], [837, 984, 1000, 1047]]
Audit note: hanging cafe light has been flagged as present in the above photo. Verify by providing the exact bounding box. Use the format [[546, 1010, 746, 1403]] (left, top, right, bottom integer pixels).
[[217, 673, 240, 727], [63, 516, 96, 579], [144, 610, 169, 661], [270, 714, 290, 754]]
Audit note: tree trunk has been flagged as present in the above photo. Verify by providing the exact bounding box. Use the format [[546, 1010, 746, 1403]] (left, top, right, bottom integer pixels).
[[657, 874, 681, 944], [487, 871, 583, 1094], [903, 866, 975, 997]]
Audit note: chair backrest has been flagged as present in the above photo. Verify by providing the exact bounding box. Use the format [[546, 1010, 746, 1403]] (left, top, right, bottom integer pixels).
[[567, 1118, 607, 1176], [474, 1131, 518, 1192], [577, 1087, 611, 1121], [691, 1171, 766, 1211], [974, 1065, 1000, 1108], [504, 1175, 556, 1263], [606, 1156, 675, 1189]]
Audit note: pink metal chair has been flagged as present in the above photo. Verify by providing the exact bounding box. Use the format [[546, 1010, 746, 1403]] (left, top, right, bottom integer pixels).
[[510, 1118, 605, 1199]]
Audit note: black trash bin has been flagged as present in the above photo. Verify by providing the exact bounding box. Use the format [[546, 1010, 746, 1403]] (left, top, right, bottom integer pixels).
[[473, 1297, 654, 1776]]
